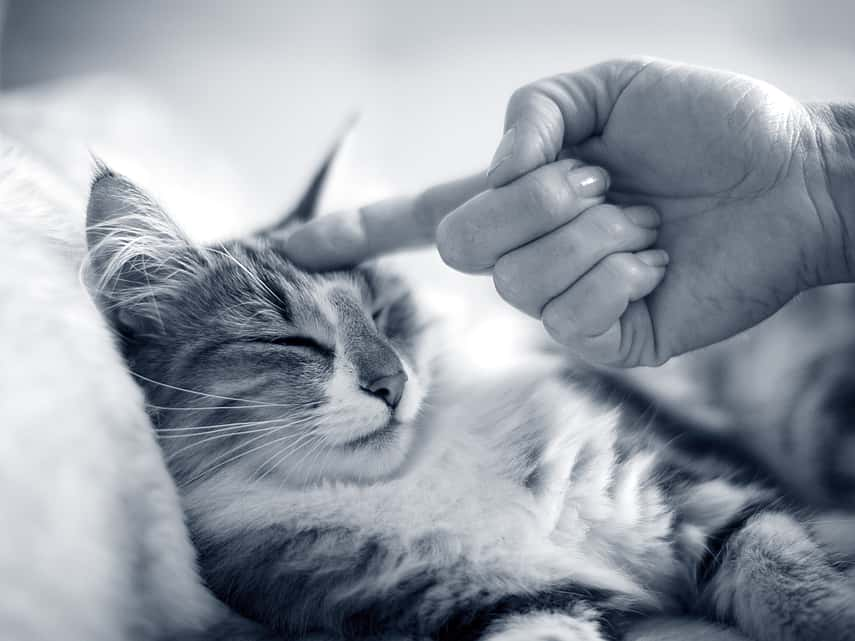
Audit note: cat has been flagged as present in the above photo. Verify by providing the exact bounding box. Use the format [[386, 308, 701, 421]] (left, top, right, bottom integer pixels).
[[83, 157, 855, 641]]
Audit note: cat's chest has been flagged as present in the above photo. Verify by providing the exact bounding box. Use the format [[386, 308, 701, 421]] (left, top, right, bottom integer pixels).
[[302, 443, 548, 553], [261, 431, 670, 585]]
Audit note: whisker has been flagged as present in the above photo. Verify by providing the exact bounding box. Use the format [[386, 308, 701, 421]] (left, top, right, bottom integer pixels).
[[181, 430, 301, 485], [253, 429, 321, 483], [157, 417, 291, 433], [186, 430, 317, 485], [303, 434, 332, 486], [147, 401, 316, 412], [166, 424, 290, 458], [157, 414, 316, 433], [131, 371, 292, 407], [253, 438, 312, 482], [159, 426, 281, 441], [274, 432, 329, 490], [164, 415, 317, 459], [290, 432, 331, 486]]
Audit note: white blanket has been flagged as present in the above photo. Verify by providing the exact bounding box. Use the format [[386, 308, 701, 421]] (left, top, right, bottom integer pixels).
[[0, 80, 220, 641]]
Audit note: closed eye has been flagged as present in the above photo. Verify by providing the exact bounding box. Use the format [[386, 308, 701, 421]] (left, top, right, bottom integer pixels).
[[372, 307, 389, 326], [267, 336, 332, 355]]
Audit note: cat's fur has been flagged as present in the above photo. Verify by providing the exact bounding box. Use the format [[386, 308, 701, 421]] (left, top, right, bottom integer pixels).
[[612, 284, 855, 510], [84, 162, 855, 641]]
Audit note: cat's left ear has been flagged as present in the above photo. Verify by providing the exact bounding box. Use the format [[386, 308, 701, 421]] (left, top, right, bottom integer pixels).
[[266, 115, 356, 231], [85, 163, 198, 334]]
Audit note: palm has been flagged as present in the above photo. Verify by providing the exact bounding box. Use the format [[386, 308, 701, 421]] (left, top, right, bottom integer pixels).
[[571, 62, 822, 358]]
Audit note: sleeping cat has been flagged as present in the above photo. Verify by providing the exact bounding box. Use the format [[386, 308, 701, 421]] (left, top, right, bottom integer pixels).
[[84, 160, 855, 641]]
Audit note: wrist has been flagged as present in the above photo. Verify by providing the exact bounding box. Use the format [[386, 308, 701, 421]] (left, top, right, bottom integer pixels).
[[807, 102, 855, 284]]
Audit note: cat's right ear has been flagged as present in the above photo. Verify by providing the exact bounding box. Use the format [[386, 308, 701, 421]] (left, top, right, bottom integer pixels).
[[85, 163, 197, 335], [266, 114, 357, 233]]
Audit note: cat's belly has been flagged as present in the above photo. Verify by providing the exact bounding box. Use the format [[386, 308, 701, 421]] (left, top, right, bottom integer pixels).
[[190, 438, 680, 639], [191, 399, 673, 606], [185, 370, 718, 637]]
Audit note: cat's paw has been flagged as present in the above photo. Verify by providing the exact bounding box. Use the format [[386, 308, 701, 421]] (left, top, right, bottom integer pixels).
[[481, 611, 604, 641], [704, 511, 855, 641]]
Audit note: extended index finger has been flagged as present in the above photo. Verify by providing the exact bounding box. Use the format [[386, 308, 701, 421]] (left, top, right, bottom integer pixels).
[[282, 172, 488, 270]]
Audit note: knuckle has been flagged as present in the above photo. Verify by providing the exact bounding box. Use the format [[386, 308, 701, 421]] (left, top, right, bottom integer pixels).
[[601, 57, 655, 85], [507, 84, 564, 163], [435, 218, 469, 270], [508, 84, 535, 109], [542, 310, 567, 344], [602, 252, 637, 279], [622, 257, 646, 282], [521, 172, 565, 220], [542, 302, 578, 345], [559, 230, 582, 257], [591, 205, 630, 239], [492, 255, 519, 302]]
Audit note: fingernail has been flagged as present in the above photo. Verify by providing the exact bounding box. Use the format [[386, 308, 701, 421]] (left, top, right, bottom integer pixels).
[[625, 206, 661, 229], [487, 128, 515, 176], [637, 249, 670, 268], [568, 166, 609, 198]]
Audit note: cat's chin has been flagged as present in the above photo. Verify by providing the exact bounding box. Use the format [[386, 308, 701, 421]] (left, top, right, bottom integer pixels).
[[337, 417, 402, 450], [281, 419, 418, 489], [332, 419, 416, 482]]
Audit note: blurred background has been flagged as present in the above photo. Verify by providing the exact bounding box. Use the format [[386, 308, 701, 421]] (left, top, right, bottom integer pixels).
[[2, 0, 854, 216]]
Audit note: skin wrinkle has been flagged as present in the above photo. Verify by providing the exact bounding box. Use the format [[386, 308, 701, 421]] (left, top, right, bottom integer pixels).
[[530, 86, 566, 165], [818, 136, 849, 281], [825, 105, 855, 280], [594, 60, 657, 142]]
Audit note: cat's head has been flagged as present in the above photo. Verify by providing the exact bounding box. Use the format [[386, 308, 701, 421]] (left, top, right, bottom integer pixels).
[[84, 157, 433, 489]]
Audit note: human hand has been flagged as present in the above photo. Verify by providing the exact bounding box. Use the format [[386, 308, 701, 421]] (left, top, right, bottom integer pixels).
[[438, 58, 851, 365], [286, 58, 853, 367]]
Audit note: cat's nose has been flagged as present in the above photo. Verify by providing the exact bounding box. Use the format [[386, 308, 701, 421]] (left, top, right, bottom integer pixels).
[[362, 370, 407, 409]]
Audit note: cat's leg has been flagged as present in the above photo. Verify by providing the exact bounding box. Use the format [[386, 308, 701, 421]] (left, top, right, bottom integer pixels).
[[176, 601, 285, 641], [479, 609, 605, 641], [806, 510, 855, 567], [175, 607, 386, 641], [623, 616, 750, 641], [702, 511, 855, 641], [484, 613, 752, 641]]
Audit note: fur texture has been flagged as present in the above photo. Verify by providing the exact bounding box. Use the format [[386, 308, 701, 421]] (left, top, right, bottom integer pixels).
[[83, 167, 855, 641], [0, 141, 217, 641], [613, 283, 855, 509]]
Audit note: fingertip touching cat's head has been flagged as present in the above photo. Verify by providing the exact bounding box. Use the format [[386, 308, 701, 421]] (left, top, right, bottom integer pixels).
[[84, 159, 432, 489]]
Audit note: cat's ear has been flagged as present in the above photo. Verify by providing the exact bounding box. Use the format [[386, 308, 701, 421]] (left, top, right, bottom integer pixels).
[[267, 115, 356, 231], [85, 163, 198, 334]]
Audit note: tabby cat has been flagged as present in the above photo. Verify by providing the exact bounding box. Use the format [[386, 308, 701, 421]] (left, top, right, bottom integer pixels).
[[84, 157, 855, 641]]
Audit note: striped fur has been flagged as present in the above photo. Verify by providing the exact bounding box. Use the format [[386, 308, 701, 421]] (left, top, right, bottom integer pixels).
[[85, 171, 855, 641]]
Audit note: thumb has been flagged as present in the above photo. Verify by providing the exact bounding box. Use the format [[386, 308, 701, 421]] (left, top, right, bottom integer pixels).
[[486, 58, 655, 188]]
